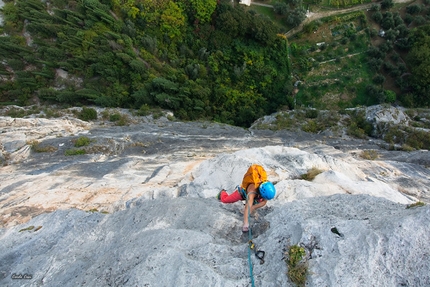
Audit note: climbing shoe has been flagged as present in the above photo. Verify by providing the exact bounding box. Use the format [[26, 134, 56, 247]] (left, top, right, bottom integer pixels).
[[217, 189, 226, 200]]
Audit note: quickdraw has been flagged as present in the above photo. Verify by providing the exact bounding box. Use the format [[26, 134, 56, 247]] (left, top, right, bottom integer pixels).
[[249, 240, 266, 265]]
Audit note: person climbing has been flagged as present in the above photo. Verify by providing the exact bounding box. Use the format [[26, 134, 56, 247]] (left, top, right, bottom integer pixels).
[[217, 164, 276, 232]]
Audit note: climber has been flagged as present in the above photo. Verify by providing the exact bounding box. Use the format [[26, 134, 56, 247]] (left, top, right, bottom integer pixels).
[[217, 164, 276, 232]]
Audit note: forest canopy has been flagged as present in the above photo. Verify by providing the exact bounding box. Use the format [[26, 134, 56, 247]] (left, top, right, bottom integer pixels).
[[0, 0, 292, 127]]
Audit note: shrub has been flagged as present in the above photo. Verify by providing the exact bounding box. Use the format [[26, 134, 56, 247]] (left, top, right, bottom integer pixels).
[[360, 150, 379, 160], [74, 136, 91, 147], [115, 114, 130, 126], [302, 120, 320, 133], [43, 108, 62, 118], [286, 245, 307, 287], [305, 109, 319, 119], [301, 167, 324, 181], [347, 110, 373, 139], [65, 149, 86, 156], [31, 143, 58, 153], [5, 107, 28, 118], [109, 113, 121, 122], [401, 144, 415, 152], [406, 201, 425, 209], [78, 107, 97, 121], [137, 104, 151, 116]]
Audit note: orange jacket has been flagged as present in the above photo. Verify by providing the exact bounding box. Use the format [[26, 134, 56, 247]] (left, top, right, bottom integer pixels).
[[241, 164, 267, 191]]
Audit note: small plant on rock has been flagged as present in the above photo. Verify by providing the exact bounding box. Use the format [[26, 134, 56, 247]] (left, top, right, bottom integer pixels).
[[301, 167, 324, 181], [109, 113, 121, 122], [31, 141, 58, 153], [74, 136, 91, 147], [65, 149, 86, 156], [406, 201, 425, 209], [286, 245, 308, 287], [360, 150, 379, 160], [78, 107, 97, 121]]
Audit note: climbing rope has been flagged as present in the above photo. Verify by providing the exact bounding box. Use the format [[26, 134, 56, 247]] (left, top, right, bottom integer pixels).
[[245, 193, 266, 286], [246, 193, 256, 287]]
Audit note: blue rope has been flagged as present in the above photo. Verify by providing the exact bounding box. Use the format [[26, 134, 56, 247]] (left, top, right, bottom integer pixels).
[[246, 194, 256, 287]]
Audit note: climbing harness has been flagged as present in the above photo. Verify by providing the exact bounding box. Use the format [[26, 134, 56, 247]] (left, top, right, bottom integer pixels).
[[245, 193, 266, 287]]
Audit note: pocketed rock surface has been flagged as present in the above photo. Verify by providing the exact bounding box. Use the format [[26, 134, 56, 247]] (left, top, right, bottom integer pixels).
[[0, 107, 429, 286]]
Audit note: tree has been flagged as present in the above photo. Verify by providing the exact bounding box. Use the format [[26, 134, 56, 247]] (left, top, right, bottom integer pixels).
[[406, 4, 422, 15], [408, 35, 430, 88], [372, 11, 383, 23], [381, 12, 394, 30], [372, 74, 385, 85], [274, 2, 289, 15], [370, 4, 380, 11], [160, 1, 186, 40], [381, 0, 393, 10], [385, 29, 398, 41], [414, 16, 426, 26], [190, 0, 217, 24], [404, 14, 414, 25], [287, 8, 306, 27], [384, 90, 396, 103]]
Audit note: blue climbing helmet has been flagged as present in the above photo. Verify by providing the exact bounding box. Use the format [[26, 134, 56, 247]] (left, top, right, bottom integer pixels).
[[259, 181, 276, 200]]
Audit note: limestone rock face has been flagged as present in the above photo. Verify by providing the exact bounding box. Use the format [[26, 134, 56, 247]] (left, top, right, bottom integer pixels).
[[365, 105, 410, 126], [0, 196, 428, 287], [0, 108, 429, 286]]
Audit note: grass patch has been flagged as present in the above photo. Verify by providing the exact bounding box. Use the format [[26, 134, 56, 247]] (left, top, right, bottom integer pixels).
[[248, 5, 288, 31], [301, 167, 324, 181], [78, 107, 97, 121], [65, 148, 86, 156], [401, 144, 415, 152], [73, 136, 92, 147], [43, 107, 62, 118], [383, 125, 430, 150], [318, 0, 372, 8], [5, 107, 30, 118], [113, 114, 131, 126], [19, 226, 34, 232], [29, 140, 58, 153], [406, 201, 425, 209], [286, 245, 308, 287], [360, 150, 379, 160]]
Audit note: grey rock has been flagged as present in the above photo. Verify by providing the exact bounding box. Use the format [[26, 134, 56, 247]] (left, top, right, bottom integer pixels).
[[0, 106, 429, 286]]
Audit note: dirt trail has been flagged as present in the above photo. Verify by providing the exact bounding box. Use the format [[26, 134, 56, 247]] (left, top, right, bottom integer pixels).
[[284, 0, 414, 38], [285, 3, 373, 37]]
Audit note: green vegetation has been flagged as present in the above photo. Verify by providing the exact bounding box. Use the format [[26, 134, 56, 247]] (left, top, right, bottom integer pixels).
[[383, 125, 430, 150], [301, 167, 324, 181], [29, 140, 58, 153], [318, 0, 372, 8], [360, 150, 379, 160], [286, 244, 307, 287], [366, 6, 430, 108], [0, 0, 291, 127], [4, 106, 38, 118], [1, 0, 429, 139], [65, 149, 86, 156], [292, 12, 375, 109], [406, 201, 425, 209], [345, 109, 373, 139], [78, 107, 97, 121], [74, 136, 92, 147], [254, 108, 340, 133], [19, 226, 34, 232]]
